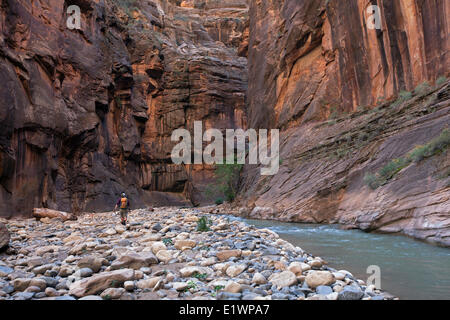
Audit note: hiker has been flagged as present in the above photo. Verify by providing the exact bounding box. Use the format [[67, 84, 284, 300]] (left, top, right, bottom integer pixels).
[[115, 192, 131, 225]]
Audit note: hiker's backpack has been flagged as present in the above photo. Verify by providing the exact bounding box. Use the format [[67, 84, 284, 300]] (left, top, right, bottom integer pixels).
[[120, 197, 128, 209]]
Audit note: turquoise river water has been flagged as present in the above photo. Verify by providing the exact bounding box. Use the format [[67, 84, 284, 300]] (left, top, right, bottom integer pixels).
[[229, 216, 450, 300]]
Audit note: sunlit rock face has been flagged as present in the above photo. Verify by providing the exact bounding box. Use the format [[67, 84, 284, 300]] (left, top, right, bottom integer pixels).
[[238, 0, 449, 246], [246, 0, 448, 129], [0, 0, 249, 217], [0, 0, 449, 247]]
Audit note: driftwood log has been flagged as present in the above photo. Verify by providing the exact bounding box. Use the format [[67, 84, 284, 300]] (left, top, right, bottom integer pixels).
[[32, 208, 77, 221]]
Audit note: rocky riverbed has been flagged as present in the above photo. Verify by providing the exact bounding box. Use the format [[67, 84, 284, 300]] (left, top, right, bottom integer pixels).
[[0, 207, 394, 300]]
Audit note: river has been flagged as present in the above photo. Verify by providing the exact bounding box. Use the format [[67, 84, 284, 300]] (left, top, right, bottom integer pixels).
[[228, 216, 450, 300]]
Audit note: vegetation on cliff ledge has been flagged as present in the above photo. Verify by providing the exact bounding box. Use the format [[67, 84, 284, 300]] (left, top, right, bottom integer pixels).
[[364, 128, 450, 190]]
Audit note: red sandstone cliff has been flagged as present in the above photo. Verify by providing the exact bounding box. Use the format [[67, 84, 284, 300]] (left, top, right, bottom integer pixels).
[[236, 0, 449, 246], [0, 0, 248, 216]]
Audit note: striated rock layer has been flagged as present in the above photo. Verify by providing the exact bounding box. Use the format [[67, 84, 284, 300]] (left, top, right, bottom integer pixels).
[[238, 0, 449, 246], [0, 0, 248, 217]]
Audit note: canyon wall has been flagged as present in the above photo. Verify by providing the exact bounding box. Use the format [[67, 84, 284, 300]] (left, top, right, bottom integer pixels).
[[246, 0, 448, 129], [236, 0, 450, 246], [0, 0, 449, 246], [0, 0, 248, 217]]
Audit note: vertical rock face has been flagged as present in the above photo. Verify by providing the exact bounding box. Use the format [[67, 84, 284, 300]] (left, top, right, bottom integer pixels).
[[239, 0, 450, 246], [0, 0, 249, 217], [247, 0, 448, 129]]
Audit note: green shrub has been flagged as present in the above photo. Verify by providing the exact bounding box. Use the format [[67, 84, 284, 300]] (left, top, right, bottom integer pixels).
[[215, 198, 224, 205], [205, 160, 243, 203], [392, 91, 412, 107], [214, 285, 225, 292], [329, 106, 339, 120], [197, 216, 212, 232], [409, 129, 450, 162], [364, 129, 450, 189], [379, 158, 409, 180], [162, 238, 173, 246], [185, 281, 197, 291], [193, 272, 208, 281], [364, 173, 381, 190], [436, 76, 447, 86], [398, 91, 412, 100], [211, 285, 225, 297]]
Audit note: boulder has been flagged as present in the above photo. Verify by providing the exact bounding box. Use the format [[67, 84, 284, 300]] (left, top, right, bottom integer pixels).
[[305, 271, 336, 289], [69, 269, 135, 298], [44, 287, 59, 297], [29, 278, 47, 291], [104, 228, 117, 236], [309, 260, 323, 268], [32, 208, 76, 221], [100, 287, 125, 300], [216, 249, 242, 261], [156, 250, 175, 263], [0, 265, 13, 277], [110, 252, 158, 270], [142, 234, 161, 242], [152, 223, 162, 232], [172, 282, 189, 291], [224, 281, 242, 293], [174, 239, 196, 250], [115, 225, 126, 234], [316, 285, 333, 295], [184, 216, 199, 222], [77, 256, 106, 273], [338, 286, 365, 300], [124, 281, 135, 291], [12, 278, 32, 291], [252, 273, 267, 285], [249, 207, 276, 220], [269, 271, 297, 289], [287, 262, 303, 275], [136, 277, 161, 290], [179, 266, 213, 278], [27, 257, 44, 268], [58, 265, 75, 277], [151, 242, 167, 254], [225, 264, 247, 277]]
